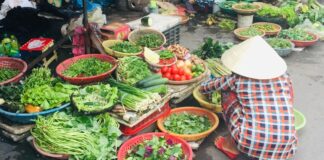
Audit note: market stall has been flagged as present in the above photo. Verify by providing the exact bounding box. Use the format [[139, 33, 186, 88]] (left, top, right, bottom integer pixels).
[[0, 0, 317, 159]]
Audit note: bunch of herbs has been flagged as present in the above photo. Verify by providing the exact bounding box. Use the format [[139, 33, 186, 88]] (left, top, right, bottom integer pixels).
[[267, 38, 292, 49], [192, 37, 234, 60], [163, 112, 212, 134], [0, 68, 19, 82], [159, 50, 174, 59], [110, 41, 142, 53], [63, 58, 112, 77], [136, 34, 164, 48], [278, 28, 314, 41]]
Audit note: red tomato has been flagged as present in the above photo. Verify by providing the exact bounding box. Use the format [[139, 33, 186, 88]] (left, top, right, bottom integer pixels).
[[173, 74, 181, 81], [185, 74, 192, 80], [171, 67, 179, 74], [161, 66, 168, 73], [164, 72, 172, 80], [178, 68, 184, 75], [180, 75, 186, 81]]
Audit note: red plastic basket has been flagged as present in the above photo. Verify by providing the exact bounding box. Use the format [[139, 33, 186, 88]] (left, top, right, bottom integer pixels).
[[0, 57, 27, 85], [56, 54, 117, 85], [290, 32, 319, 47], [120, 102, 171, 136], [117, 132, 193, 160]]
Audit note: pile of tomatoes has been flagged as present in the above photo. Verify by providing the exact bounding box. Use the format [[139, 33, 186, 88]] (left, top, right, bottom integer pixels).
[[157, 65, 192, 81]]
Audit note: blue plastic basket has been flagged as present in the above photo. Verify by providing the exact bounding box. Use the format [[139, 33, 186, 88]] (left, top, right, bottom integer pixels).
[[0, 103, 70, 124]]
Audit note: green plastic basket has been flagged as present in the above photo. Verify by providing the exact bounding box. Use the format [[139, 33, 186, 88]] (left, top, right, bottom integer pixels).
[[294, 108, 306, 131]]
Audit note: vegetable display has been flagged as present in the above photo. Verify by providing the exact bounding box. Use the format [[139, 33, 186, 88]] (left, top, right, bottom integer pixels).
[[167, 44, 189, 60], [21, 83, 78, 111], [158, 50, 176, 65], [252, 23, 276, 32], [126, 136, 185, 160], [218, 19, 236, 31], [239, 27, 264, 37], [0, 68, 19, 82], [256, 5, 299, 26], [206, 58, 232, 77], [108, 79, 161, 112], [278, 28, 314, 41], [71, 84, 118, 113], [163, 112, 212, 134], [136, 34, 164, 48], [136, 74, 169, 95], [21, 68, 78, 112], [211, 92, 221, 105], [63, 58, 113, 77], [0, 83, 24, 112], [31, 112, 121, 160], [220, 1, 236, 9], [117, 56, 152, 85], [110, 41, 142, 53], [267, 38, 292, 49], [192, 37, 233, 60], [235, 3, 258, 10]]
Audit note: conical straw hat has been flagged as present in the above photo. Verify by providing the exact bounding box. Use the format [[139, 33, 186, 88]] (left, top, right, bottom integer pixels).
[[221, 36, 287, 79]]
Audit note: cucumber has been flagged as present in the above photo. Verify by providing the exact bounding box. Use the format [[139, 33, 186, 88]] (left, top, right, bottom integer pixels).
[[142, 85, 168, 94], [141, 17, 152, 27], [140, 78, 168, 88], [136, 74, 162, 87]]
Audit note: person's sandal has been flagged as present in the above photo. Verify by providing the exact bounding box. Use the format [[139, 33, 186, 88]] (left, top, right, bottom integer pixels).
[[214, 136, 239, 160]]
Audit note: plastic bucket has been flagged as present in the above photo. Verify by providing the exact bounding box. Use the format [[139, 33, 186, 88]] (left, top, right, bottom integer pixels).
[[237, 14, 254, 28]]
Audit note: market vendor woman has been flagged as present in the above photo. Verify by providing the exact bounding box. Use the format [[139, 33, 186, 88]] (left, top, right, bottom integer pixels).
[[200, 36, 297, 160]]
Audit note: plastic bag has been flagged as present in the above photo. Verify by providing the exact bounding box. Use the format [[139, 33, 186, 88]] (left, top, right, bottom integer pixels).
[[295, 19, 324, 41]]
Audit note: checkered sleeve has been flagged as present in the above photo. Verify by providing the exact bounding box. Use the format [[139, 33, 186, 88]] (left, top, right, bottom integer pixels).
[[199, 74, 236, 94]]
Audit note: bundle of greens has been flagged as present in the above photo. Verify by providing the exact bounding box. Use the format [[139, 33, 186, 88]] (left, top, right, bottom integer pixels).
[[0, 68, 20, 82], [239, 27, 264, 37], [21, 68, 79, 111], [110, 41, 142, 53], [126, 136, 185, 160], [192, 37, 234, 60], [163, 112, 212, 134], [212, 92, 221, 105], [0, 83, 24, 112], [71, 84, 118, 113], [108, 79, 161, 112], [21, 83, 78, 110], [136, 34, 164, 48], [267, 38, 292, 49], [252, 23, 276, 32], [116, 56, 151, 85], [278, 28, 314, 41], [159, 50, 174, 59], [206, 58, 232, 77], [31, 112, 121, 160], [63, 58, 113, 77]]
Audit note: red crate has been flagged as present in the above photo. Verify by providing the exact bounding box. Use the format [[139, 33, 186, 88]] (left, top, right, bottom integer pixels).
[[120, 102, 171, 136]]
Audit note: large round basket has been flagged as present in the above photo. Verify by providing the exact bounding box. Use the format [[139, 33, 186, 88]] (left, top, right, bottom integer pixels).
[[251, 22, 282, 36], [117, 132, 193, 160], [254, 15, 289, 29], [0, 57, 27, 85], [168, 61, 208, 85], [32, 138, 69, 160], [157, 107, 219, 142], [102, 40, 143, 58], [232, 3, 261, 15], [128, 28, 166, 51], [56, 54, 117, 85], [289, 32, 319, 47], [233, 27, 265, 41], [193, 86, 222, 113], [0, 103, 70, 124]]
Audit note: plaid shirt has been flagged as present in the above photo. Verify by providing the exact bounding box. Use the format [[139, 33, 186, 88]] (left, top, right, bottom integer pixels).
[[200, 74, 297, 160]]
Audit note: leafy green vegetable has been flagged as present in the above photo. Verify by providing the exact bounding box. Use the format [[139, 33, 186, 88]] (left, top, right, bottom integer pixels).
[[239, 27, 263, 37], [23, 67, 52, 92], [136, 34, 164, 48], [116, 56, 152, 85], [236, 3, 258, 10], [278, 28, 314, 41], [21, 83, 78, 110], [159, 50, 174, 59], [164, 112, 212, 134], [126, 136, 185, 160], [31, 112, 121, 160], [192, 37, 234, 60], [218, 19, 236, 31], [252, 24, 275, 32], [267, 38, 292, 49], [220, 1, 237, 9], [256, 5, 299, 26], [0, 68, 19, 82], [0, 83, 24, 112], [212, 92, 221, 105], [63, 58, 112, 77], [110, 41, 142, 53], [108, 79, 161, 112], [72, 84, 118, 113]]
